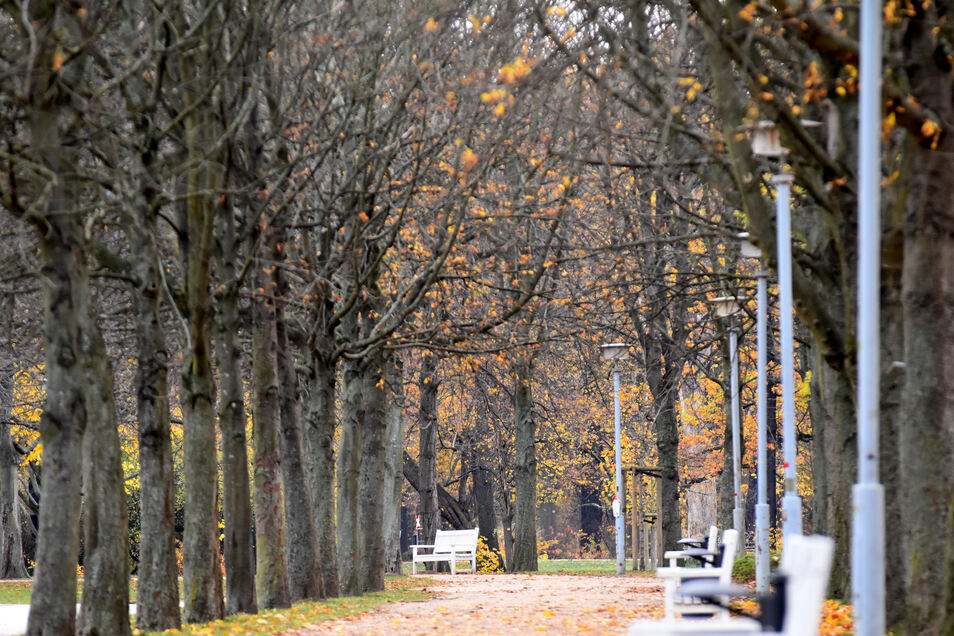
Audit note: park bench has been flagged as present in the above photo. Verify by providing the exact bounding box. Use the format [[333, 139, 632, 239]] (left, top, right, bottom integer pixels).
[[664, 525, 719, 568], [627, 533, 835, 635], [411, 527, 479, 575], [656, 528, 739, 620]]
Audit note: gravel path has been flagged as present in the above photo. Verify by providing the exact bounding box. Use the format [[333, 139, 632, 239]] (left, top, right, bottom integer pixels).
[[284, 573, 666, 635]]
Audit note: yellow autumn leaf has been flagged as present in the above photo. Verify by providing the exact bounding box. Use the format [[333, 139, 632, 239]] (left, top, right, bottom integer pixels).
[[424, 17, 439, 32], [921, 118, 940, 138], [460, 148, 479, 171]]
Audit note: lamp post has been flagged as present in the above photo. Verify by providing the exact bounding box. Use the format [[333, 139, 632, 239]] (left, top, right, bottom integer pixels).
[[751, 122, 803, 540], [710, 296, 745, 539], [739, 233, 771, 594], [853, 0, 885, 631], [601, 342, 630, 576]]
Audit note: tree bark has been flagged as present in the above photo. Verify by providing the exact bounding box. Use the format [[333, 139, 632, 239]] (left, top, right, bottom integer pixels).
[[511, 354, 538, 572], [78, 322, 131, 636], [472, 420, 501, 559], [214, 206, 257, 616], [133, 229, 182, 629], [27, 207, 87, 636], [382, 355, 405, 574], [359, 350, 388, 592], [418, 351, 441, 549], [276, 297, 322, 601], [180, 158, 224, 624], [215, 286, 257, 615], [898, 140, 954, 633], [0, 295, 27, 579], [251, 265, 291, 609], [304, 347, 339, 597], [336, 354, 363, 595]]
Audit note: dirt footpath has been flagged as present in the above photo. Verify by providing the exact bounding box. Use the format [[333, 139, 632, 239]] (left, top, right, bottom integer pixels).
[[288, 573, 665, 635]]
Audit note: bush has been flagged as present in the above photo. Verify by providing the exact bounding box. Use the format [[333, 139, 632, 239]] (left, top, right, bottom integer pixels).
[[733, 553, 755, 582], [476, 535, 504, 573]]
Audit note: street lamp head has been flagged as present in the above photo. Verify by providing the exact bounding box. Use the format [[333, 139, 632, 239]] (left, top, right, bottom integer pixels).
[[601, 343, 631, 361], [710, 296, 744, 318], [750, 119, 822, 158], [737, 232, 762, 259]]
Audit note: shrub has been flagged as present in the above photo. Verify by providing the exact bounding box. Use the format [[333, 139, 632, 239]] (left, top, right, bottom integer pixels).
[[733, 553, 755, 582], [476, 535, 504, 573]]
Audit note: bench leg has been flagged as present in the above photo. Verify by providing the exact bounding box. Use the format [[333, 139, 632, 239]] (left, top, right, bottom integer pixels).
[[450, 557, 456, 575], [412, 560, 417, 575]]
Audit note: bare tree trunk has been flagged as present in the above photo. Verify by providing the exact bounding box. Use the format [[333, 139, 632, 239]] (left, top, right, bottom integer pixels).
[[214, 201, 257, 616], [180, 164, 224, 625], [418, 352, 440, 550], [359, 351, 388, 592], [473, 420, 502, 567], [383, 355, 405, 574], [22, 7, 88, 634], [0, 295, 27, 580], [251, 265, 290, 609], [511, 354, 537, 572], [898, 141, 954, 634], [276, 295, 322, 601], [133, 231, 182, 630], [78, 322, 131, 636], [337, 354, 363, 595], [304, 347, 339, 597], [27, 211, 87, 636]]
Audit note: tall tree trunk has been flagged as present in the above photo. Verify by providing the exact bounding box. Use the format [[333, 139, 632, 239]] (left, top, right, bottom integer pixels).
[[336, 354, 363, 595], [276, 296, 322, 601], [133, 229, 181, 630], [78, 322, 131, 636], [511, 354, 537, 572], [383, 355, 405, 574], [251, 265, 291, 609], [898, 141, 954, 633], [0, 295, 27, 580], [418, 351, 440, 549], [359, 350, 388, 592], [22, 7, 89, 633], [214, 204, 257, 616], [473, 420, 502, 567], [27, 211, 87, 636], [304, 347, 339, 597], [180, 164, 224, 625]]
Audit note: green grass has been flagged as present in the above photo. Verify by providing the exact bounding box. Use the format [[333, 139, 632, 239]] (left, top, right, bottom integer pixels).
[[0, 579, 32, 604], [0, 578, 144, 604], [536, 558, 645, 575]]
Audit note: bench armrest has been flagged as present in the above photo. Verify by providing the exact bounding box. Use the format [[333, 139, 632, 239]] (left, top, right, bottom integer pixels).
[[409, 544, 435, 549], [656, 567, 725, 581]]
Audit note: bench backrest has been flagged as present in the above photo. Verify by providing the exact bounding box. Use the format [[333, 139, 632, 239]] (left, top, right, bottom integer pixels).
[[432, 527, 480, 554], [713, 528, 738, 582], [779, 534, 834, 636]]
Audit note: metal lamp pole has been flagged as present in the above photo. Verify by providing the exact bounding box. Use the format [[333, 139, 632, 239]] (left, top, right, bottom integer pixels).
[[754, 269, 770, 592], [852, 0, 885, 630], [774, 172, 803, 540], [602, 343, 630, 576], [729, 326, 744, 536], [710, 297, 745, 538], [613, 361, 625, 575]]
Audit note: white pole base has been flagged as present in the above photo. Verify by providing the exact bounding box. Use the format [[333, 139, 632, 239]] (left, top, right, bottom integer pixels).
[[732, 507, 745, 541], [852, 483, 885, 636], [781, 492, 802, 540], [755, 503, 770, 594]]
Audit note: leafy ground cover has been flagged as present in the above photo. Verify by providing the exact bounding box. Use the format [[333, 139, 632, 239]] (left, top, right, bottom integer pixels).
[[141, 576, 432, 635]]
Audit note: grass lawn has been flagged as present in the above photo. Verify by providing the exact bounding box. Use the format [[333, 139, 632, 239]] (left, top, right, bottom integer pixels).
[[537, 558, 645, 575], [0, 576, 433, 636]]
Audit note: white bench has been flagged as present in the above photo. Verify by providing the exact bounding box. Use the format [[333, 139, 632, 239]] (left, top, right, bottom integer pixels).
[[664, 525, 719, 568], [411, 527, 479, 575], [627, 533, 835, 635], [658, 528, 739, 620]]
